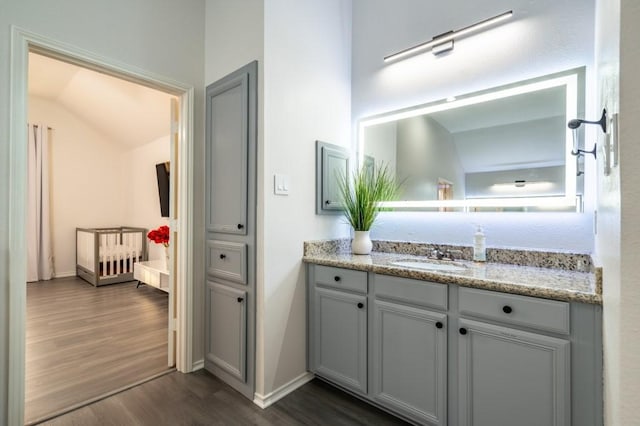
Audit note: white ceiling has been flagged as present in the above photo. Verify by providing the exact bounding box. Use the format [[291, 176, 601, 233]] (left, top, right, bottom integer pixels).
[[28, 52, 175, 149]]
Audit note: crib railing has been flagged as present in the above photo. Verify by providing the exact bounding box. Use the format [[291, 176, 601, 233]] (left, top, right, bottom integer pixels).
[[76, 227, 147, 286]]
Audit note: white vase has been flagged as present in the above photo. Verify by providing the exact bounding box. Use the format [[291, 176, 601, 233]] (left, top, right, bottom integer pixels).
[[352, 230, 373, 255], [164, 245, 170, 270]]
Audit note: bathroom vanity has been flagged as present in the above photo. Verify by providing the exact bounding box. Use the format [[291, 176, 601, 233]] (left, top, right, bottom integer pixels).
[[304, 241, 602, 426]]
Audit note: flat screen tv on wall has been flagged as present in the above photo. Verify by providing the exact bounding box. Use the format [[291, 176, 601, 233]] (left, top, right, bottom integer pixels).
[[156, 162, 170, 218]]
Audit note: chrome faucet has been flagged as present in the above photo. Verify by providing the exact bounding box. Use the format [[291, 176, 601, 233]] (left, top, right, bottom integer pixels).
[[429, 247, 463, 261]]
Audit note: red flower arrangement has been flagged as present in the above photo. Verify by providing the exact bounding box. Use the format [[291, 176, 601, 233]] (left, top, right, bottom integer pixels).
[[148, 225, 170, 247]]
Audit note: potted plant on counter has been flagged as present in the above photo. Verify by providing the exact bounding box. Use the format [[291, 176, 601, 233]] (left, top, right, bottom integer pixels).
[[337, 163, 400, 255]]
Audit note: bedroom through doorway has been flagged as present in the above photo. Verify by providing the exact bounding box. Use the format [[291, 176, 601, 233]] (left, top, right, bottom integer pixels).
[[24, 51, 178, 424]]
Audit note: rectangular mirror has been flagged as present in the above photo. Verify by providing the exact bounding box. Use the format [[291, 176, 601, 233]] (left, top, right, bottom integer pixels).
[[358, 68, 585, 212]]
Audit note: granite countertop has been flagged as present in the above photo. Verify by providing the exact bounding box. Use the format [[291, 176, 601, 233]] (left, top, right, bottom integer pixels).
[[303, 241, 602, 305]]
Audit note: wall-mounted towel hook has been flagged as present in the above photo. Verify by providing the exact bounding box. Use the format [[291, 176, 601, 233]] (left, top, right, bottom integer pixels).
[[572, 143, 597, 159], [568, 108, 607, 133]]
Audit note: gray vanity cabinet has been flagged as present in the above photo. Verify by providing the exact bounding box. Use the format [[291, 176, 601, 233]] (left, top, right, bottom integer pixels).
[[372, 300, 447, 425], [457, 318, 570, 426], [371, 274, 449, 425], [309, 265, 368, 394], [457, 287, 572, 426], [313, 286, 368, 394], [307, 265, 601, 426]]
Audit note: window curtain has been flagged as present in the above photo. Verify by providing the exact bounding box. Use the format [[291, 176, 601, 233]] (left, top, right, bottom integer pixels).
[[27, 123, 53, 282]]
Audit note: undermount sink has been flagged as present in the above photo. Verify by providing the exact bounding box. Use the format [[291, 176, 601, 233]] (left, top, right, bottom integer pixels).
[[390, 260, 467, 273]]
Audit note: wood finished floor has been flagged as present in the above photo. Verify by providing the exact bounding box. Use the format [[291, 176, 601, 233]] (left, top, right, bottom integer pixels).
[[40, 370, 410, 426], [26, 277, 170, 425]]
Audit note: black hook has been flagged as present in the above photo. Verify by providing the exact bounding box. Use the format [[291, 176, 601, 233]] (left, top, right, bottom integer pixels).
[[572, 144, 597, 159], [568, 108, 607, 133]]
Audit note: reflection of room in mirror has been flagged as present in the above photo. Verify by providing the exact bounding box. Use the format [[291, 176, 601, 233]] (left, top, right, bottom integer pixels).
[[359, 68, 585, 212]]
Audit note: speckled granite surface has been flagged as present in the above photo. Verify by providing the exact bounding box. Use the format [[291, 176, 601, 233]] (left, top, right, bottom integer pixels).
[[303, 240, 602, 305]]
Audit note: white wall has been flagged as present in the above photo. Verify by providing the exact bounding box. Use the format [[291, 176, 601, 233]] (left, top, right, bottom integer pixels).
[[122, 136, 171, 262], [0, 1, 205, 420], [595, 0, 640, 423], [262, 0, 352, 395], [352, 0, 596, 252], [29, 97, 127, 277]]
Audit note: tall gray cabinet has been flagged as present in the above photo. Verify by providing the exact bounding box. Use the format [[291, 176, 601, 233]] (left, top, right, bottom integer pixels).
[[205, 61, 257, 399]]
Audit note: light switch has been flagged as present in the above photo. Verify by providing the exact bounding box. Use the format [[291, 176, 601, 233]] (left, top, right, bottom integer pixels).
[[274, 174, 290, 195]]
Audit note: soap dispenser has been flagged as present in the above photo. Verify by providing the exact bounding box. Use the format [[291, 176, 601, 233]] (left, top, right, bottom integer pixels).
[[473, 226, 486, 262]]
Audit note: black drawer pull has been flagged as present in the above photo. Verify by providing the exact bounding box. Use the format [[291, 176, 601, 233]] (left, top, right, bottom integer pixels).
[[435, 321, 443, 329], [334, 276, 341, 282], [502, 305, 513, 314], [325, 200, 331, 205], [237, 297, 244, 303], [219, 254, 226, 259], [459, 327, 467, 335], [357, 302, 364, 309], [237, 224, 244, 230]]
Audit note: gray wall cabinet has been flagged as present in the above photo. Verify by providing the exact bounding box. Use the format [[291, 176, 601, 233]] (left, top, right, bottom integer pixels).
[[316, 141, 349, 214], [306, 264, 603, 426], [206, 281, 247, 382], [205, 61, 257, 400]]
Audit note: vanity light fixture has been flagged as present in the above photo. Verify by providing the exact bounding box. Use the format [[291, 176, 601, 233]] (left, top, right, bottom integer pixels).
[[383, 10, 513, 62]]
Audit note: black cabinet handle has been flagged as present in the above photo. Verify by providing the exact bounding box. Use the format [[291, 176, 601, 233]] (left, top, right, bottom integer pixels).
[[502, 305, 513, 314], [334, 276, 341, 282], [219, 254, 226, 259], [459, 327, 467, 335], [436, 321, 444, 329], [237, 297, 244, 303], [237, 224, 244, 230], [357, 302, 364, 309], [325, 200, 331, 205]]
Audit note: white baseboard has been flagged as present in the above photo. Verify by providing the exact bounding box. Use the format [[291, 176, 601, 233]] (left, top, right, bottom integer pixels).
[[54, 271, 76, 278], [253, 372, 314, 409], [191, 359, 204, 372]]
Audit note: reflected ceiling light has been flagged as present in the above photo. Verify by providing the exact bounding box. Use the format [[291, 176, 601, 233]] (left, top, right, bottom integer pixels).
[[383, 10, 513, 62]]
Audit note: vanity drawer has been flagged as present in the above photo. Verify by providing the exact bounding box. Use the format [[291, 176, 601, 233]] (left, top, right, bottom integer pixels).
[[207, 240, 247, 284], [314, 265, 367, 294], [458, 287, 570, 335], [374, 274, 448, 310]]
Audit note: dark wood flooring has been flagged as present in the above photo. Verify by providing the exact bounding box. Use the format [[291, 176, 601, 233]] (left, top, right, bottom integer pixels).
[[39, 370, 410, 426], [26, 277, 170, 425]]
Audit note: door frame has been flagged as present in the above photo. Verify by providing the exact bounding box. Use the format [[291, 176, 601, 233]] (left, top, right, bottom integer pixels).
[[8, 26, 195, 425]]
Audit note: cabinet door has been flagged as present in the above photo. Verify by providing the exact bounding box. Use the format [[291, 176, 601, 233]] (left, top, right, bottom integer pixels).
[[458, 318, 570, 426], [316, 141, 349, 214], [372, 300, 447, 426], [206, 281, 247, 382], [313, 287, 367, 394], [206, 72, 248, 235]]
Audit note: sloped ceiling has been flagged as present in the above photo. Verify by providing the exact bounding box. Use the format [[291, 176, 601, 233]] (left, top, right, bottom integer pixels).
[[28, 52, 175, 148]]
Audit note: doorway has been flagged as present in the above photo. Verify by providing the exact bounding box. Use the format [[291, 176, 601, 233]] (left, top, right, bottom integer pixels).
[[25, 52, 177, 423], [9, 29, 195, 426]]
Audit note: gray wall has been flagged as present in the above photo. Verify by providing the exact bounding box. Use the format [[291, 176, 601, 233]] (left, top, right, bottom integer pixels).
[[396, 115, 465, 201]]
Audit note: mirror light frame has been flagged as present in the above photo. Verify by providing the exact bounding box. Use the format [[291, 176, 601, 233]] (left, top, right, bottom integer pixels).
[[358, 71, 580, 210]]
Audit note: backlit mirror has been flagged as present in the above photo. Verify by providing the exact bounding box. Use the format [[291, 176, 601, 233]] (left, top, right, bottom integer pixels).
[[358, 68, 585, 212]]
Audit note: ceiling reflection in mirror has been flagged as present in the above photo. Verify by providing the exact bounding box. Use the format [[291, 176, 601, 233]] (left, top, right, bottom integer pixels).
[[358, 68, 585, 212]]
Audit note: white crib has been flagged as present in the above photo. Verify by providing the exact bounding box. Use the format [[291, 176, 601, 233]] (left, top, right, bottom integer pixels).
[[76, 227, 147, 286]]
